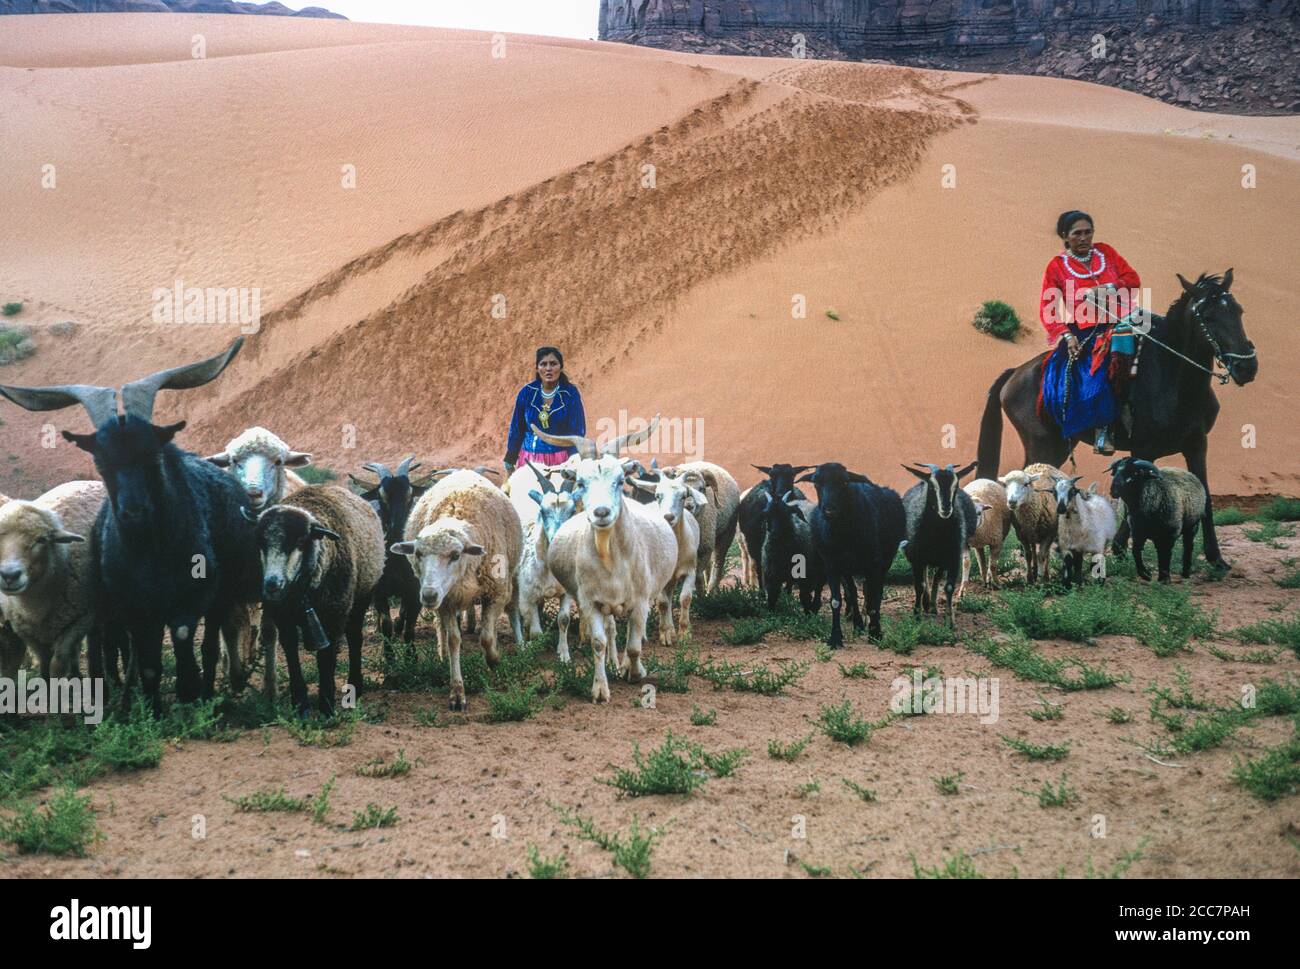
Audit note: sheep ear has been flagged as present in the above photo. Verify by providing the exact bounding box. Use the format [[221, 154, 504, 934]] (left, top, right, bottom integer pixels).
[[996, 475, 1008, 485], [51, 530, 85, 544], [285, 451, 312, 468], [688, 487, 708, 507], [390, 541, 416, 556], [463, 544, 485, 556], [207, 451, 232, 467], [310, 524, 341, 542]]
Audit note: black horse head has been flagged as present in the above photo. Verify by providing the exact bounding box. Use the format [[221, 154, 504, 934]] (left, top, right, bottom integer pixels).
[[0, 339, 244, 537], [1175, 270, 1258, 387]]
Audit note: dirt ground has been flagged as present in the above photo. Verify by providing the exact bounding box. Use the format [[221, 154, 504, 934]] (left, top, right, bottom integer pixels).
[[2, 518, 1297, 880]]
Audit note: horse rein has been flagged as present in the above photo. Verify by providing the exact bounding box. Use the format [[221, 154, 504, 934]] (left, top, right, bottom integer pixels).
[[1096, 296, 1251, 386]]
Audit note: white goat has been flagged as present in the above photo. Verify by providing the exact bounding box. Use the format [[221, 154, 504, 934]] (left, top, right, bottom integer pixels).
[[513, 461, 580, 659], [633, 473, 705, 644], [533, 417, 677, 703], [1053, 477, 1121, 587]]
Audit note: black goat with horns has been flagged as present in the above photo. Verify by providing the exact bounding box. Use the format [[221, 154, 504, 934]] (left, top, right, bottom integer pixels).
[[350, 454, 434, 654], [0, 338, 259, 715]]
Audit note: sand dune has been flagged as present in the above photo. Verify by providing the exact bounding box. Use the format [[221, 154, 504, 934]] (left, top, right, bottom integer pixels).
[[0, 14, 1295, 501]]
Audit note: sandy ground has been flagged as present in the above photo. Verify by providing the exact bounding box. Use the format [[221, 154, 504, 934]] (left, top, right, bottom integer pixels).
[[2, 520, 1296, 880], [0, 15, 1297, 500]]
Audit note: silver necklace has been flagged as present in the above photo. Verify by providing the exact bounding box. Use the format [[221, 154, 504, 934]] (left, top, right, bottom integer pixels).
[[1062, 247, 1105, 279]]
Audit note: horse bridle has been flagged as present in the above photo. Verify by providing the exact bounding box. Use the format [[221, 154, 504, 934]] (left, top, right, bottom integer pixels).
[[1101, 290, 1253, 385]]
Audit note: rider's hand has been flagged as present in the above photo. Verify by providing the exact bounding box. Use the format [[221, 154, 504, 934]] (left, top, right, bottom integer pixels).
[[1065, 334, 1080, 358]]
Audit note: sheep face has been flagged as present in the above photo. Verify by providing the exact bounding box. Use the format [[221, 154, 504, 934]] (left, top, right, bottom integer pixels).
[[209, 428, 311, 512], [999, 472, 1037, 511], [392, 522, 484, 609], [0, 503, 84, 596], [254, 506, 339, 604], [1106, 457, 1158, 501]]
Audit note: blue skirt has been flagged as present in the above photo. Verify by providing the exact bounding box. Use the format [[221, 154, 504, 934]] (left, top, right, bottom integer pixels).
[[1041, 331, 1116, 439]]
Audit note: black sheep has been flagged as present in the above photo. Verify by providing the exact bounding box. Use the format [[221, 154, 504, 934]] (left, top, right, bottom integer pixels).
[[797, 463, 905, 647], [0, 340, 260, 715], [760, 490, 825, 613], [901, 462, 979, 627], [1107, 457, 1207, 582]]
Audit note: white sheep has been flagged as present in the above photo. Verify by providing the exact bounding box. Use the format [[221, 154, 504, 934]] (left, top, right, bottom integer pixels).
[[208, 426, 312, 512], [0, 481, 107, 679], [959, 478, 1011, 597], [392, 469, 524, 712], [998, 463, 1068, 584], [1053, 477, 1121, 587], [533, 417, 677, 703]]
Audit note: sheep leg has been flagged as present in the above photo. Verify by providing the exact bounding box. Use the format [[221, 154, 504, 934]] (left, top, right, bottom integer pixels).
[[1022, 540, 1037, 585], [589, 608, 611, 703], [346, 601, 366, 700], [442, 610, 466, 712], [1036, 539, 1054, 584], [959, 549, 972, 600], [314, 637, 340, 717], [556, 594, 573, 663], [825, 567, 846, 649], [480, 598, 504, 670], [217, 608, 246, 691], [621, 601, 649, 683], [1131, 524, 1153, 581], [261, 617, 278, 702], [1155, 538, 1174, 584], [278, 619, 310, 717], [678, 569, 695, 642], [986, 544, 999, 587], [1181, 522, 1199, 578], [1093, 552, 1108, 584]]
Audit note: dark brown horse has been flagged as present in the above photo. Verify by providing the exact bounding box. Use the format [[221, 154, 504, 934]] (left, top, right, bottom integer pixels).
[[976, 270, 1258, 568]]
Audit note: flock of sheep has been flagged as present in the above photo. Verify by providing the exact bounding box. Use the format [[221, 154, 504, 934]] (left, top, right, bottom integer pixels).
[[0, 338, 1212, 718]]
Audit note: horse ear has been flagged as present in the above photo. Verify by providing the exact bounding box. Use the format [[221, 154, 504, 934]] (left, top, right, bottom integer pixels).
[[1222, 267, 1234, 290], [1177, 273, 1197, 295]]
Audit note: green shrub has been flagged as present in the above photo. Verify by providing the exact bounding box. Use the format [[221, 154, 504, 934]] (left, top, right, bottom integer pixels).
[[0, 786, 101, 857], [1, 302, 22, 317], [972, 299, 1022, 341]]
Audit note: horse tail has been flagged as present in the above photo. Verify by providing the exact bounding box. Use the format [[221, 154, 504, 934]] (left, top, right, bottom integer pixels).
[[977, 367, 1016, 481]]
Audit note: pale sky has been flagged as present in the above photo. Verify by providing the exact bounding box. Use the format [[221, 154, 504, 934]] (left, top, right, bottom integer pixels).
[[321, 1, 600, 39]]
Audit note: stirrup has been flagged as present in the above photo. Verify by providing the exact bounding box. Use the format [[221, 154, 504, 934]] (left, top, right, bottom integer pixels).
[[1093, 426, 1115, 455]]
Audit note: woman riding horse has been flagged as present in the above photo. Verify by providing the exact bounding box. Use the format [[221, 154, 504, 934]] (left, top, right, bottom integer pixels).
[[1039, 210, 1142, 454]]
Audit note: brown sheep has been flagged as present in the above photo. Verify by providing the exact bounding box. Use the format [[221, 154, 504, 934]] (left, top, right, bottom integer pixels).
[[664, 461, 740, 591], [393, 469, 523, 712]]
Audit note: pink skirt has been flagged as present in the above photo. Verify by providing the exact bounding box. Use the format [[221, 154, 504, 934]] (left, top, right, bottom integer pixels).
[[518, 449, 570, 467]]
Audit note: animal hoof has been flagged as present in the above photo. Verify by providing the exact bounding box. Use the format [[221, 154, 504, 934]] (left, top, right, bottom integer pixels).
[[449, 695, 466, 712], [591, 683, 609, 704]]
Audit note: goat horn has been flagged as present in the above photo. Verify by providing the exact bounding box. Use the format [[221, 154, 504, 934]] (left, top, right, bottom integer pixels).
[[361, 462, 392, 480], [601, 413, 660, 457], [524, 459, 557, 495], [0, 382, 118, 428], [472, 465, 501, 479], [120, 337, 244, 422], [530, 423, 597, 459], [395, 454, 417, 477]]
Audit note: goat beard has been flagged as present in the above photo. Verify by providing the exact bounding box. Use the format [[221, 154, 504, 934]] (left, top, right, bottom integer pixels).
[[593, 526, 613, 566]]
